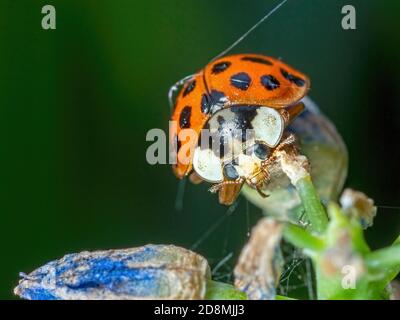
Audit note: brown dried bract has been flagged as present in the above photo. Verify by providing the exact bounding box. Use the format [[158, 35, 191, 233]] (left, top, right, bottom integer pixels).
[[340, 188, 377, 229], [234, 218, 283, 300], [276, 147, 310, 186]]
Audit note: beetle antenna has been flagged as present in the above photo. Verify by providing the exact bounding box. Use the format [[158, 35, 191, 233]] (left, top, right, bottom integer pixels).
[[209, 0, 289, 63], [168, 73, 195, 112]]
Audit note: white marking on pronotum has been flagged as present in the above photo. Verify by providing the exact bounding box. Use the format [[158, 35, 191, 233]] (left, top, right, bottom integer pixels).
[[193, 147, 224, 183], [251, 107, 284, 148]]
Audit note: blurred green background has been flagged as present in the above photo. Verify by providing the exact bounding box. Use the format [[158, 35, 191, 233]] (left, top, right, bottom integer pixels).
[[0, 0, 399, 299]]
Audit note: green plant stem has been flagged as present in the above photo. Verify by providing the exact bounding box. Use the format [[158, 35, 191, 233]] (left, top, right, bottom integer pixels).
[[393, 234, 400, 246], [205, 280, 247, 300], [283, 223, 325, 253], [365, 244, 400, 270], [293, 176, 329, 300], [365, 241, 400, 294], [276, 295, 296, 300], [295, 175, 328, 233], [382, 235, 400, 286]]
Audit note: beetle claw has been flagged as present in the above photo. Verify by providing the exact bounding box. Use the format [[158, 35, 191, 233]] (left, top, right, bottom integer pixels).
[[256, 187, 269, 198]]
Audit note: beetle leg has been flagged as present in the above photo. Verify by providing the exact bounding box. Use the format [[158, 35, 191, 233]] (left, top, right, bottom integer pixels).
[[256, 186, 269, 198], [189, 171, 203, 184], [256, 133, 298, 193], [279, 102, 305, 125], [275, 133, 297, 150], [261, 133, 297, 169], [219, 181, 244, 206], [209, 179, 244, 206]]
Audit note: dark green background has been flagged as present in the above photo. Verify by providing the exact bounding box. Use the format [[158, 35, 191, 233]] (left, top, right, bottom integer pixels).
[[0, 0, 399, 299]]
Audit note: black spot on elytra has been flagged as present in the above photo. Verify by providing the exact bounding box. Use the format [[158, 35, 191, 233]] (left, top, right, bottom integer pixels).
[[200, 90, 227, 115], [201, 94, 210, 114], [210, 90, 227, 111], [241, 56, 273, 66], [182, 79, 196, 97], [260, 74, 280, 90], [179, 106, 192, 129], [230, 72, 251, 90], [280, 68, 306, 87], [172, 134, 181, 153], [212, 61, 231, 74]]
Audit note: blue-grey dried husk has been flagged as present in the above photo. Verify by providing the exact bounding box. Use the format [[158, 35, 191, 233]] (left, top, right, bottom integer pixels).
[[14, 244, 210, 300]]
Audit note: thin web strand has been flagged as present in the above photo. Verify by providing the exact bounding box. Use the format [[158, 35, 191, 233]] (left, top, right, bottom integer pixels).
[[209, 0, 289, 62]]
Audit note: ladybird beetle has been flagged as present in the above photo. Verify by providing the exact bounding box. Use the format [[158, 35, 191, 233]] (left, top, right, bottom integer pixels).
[[170, 54, 310, 205]]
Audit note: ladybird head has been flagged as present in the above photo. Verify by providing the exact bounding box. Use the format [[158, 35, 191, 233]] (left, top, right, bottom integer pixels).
[[192, 105, 285, 189]]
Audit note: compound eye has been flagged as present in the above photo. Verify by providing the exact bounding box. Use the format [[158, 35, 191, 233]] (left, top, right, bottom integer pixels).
[[223, 163, 240, 180], [253, 143, 270, 160]]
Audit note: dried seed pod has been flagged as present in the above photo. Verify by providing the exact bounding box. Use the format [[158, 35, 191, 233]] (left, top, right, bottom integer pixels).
[[234, 218, 283, 300], [14, 244, 210, 300], [340, 188, 377, 229]]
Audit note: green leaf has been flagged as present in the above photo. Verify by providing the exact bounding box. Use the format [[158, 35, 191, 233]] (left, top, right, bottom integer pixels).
[[205, 280, 247, 300]]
